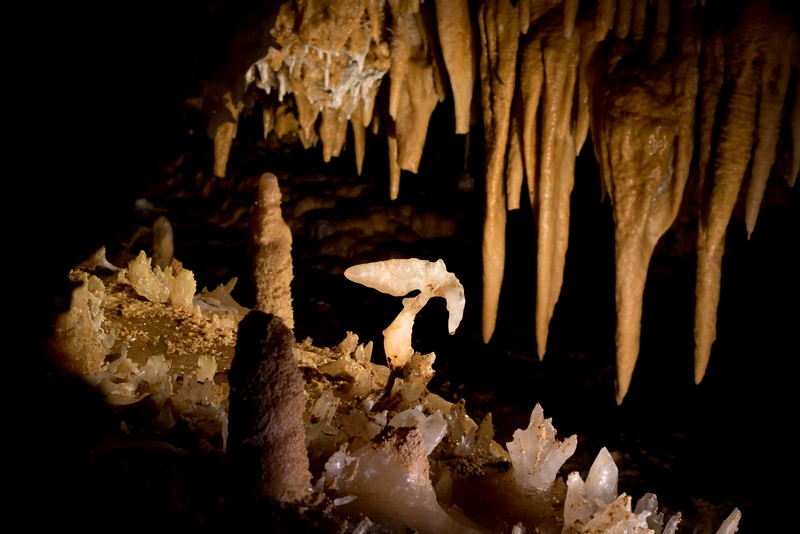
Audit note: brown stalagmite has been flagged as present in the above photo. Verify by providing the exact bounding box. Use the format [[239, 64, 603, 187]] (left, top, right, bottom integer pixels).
[[151, 216, 174, 271], [478, 0, 519, 343], [519, 34, 544, 210], [535, 16, 580, 358], [434, 0, 477, 134], [227, 311, 311, 504], [695, 5, 766, 384], [250, 173, 295, 331], [593, 8, 699, 403], [744, 17, 797, 238]]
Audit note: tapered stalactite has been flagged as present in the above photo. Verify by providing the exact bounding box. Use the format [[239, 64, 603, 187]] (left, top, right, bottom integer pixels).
[[592, 2, 699, 403], [534, 15, 581, 359], [435, 0, 477, 134], [694, 3, 762, 384], [213, 91, 244, 179], [519, 34, 543, 211], [478, 0, 518, 343], [743, 14, 798, 237]]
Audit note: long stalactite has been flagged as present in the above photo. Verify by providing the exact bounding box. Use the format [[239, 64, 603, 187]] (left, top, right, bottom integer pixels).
[[211, 0, 799, 404]]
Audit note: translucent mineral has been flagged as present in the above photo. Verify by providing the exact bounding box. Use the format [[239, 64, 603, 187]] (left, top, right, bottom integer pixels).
[[344, 258, 465, 369], [506, 403, 577, 492]]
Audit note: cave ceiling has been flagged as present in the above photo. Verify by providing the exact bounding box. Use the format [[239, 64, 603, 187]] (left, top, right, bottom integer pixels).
[[202, 0, 798, 404]]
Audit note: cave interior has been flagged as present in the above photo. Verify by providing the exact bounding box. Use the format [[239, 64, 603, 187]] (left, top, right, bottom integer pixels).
[[24, 0, 798, 531]]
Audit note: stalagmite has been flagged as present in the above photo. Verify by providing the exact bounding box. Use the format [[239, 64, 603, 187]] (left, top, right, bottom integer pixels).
[[434, 0, 477, 134], [695, 2, 766, 384], [478, 0, 518, 343], [250, 173, 295, 330], [227, 311, 312, 504], [151, 215, 174, 270]]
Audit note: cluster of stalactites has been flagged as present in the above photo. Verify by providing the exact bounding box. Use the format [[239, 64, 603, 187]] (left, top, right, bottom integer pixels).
[[213, 0, 799, 404], [476, 0, 799, 404], [217, 0, 479, 199]]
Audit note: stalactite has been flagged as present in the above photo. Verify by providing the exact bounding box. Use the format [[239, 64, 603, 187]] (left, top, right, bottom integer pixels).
[[477, 0, 519, 343], [592, 2, 699, 403], [694, 1, 766, 384], [216, 0, 798, 402], [434, 0, 477, 134]]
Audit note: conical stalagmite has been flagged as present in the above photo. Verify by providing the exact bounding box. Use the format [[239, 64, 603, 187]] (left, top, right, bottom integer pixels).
[[227, 311, 311, 504], [250, 173, 295, 330]]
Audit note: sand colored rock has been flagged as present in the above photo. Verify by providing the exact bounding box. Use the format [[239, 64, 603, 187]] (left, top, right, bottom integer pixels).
[[250, 173, 295, 330]]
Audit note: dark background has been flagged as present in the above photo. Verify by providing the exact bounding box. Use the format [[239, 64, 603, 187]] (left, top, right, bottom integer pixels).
[[21, 1, 798, 530]]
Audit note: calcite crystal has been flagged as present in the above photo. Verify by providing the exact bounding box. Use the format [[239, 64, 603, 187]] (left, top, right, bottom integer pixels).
[[344, 258, 465, 369]]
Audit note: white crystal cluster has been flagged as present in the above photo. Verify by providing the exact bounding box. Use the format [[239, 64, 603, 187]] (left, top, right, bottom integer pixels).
[[506, 403, 577, 492]]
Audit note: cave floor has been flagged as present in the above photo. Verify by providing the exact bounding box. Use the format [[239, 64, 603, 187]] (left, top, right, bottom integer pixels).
[[95, 121, 795, 531]]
